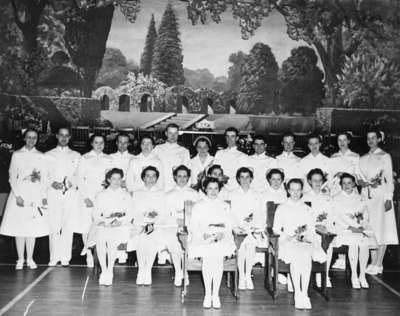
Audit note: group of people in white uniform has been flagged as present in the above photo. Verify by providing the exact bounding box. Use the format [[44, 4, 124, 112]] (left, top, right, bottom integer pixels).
[[0, 123, 398, 310]]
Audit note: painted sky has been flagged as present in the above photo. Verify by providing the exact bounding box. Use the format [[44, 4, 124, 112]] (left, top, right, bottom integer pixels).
[[107, 0, 314, 77]]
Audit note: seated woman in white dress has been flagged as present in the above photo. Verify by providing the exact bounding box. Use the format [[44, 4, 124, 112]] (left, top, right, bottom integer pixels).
[[273, 178, 326, 310], [188, 177, 236, 309], [92, 168, 132, 286], [333, 173, 375, 289], [130, 166, 165, 286], [303, 168, 335, 288], [0, 129, 49, 270], [229, 167, 264, 290], [164, 165, 199, 286], [199, 164, 230, 200]]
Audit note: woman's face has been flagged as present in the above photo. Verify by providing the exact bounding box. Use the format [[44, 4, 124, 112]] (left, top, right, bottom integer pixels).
[[309, 174, 324, 192], [238, 172, 252, 187], [341, 177, 355, 194], [196, 140, 209, 156], [367, 132, 380, 149], [205, 182, 220, 199], [268, 173, 283, 190], [210, 168, 223, 182], [91, 136, 105, 152], [337, 135, 350, 151], [108, 173, 122, 189], [144, 170, 158, 187], [175, 170, 189, 187], [24, 131, 38, 149], [288, 182, 303, 201]]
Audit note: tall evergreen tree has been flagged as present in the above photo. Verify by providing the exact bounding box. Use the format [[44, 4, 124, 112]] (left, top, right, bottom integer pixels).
[[237, 43, 279, 114], [151, 2, 184, 86], [140, 14, 157, 75]]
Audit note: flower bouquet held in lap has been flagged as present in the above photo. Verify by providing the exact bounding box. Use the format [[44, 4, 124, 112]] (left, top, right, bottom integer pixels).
[[98, 212, 127, 228], [346, 211, 373, 238], [203, 223, 226, 243], [142, 210, 158, 235], [293, 225, 311, 243]]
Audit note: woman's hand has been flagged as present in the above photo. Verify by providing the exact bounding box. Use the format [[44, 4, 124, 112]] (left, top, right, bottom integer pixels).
[[16, 196, 24, 207], [384, 200, 392, 212], [84, 198, 94, 208]]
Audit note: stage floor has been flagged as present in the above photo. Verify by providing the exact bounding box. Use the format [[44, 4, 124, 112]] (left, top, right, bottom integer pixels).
[[0, 266, 399, 316]]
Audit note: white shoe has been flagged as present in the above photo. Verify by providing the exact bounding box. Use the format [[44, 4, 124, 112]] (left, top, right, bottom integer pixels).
[[16, 260, 24, 270], [287, 278, 294, 293], [86, 254, 94, 268], [316, 273, 321, 288], [302, 293, 312, 310], [27, 259, 37, 270], [104, 272, 113, 286], [136, 271, 144, 285], [48, 260, 58, 267], [332, 257, 346, 270], [376, 266, 383, 274], [366, 265, 378, 275], [174, 271, 183, 287], [246, 276, 254, 290], [157, 251, 170, 265], [143, 272, 152, 286], [61, 261, 69, 267], [238, 277, 246, 290], [99, 273, 106, 285], [278, 273, 287, 285], [118, 252, 128, 264], [294, 293, 303, 309], [203, 296, 212, 309], [351, 277, 361, 289], [359, 276, 369, 289], [327, 277, 332, 288], [212, 296, 221, 309]]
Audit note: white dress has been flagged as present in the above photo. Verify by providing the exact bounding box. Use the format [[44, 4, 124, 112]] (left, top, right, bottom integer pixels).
[[126, 151, 163, 193], [358, 148, 398, 245], [74, 150, 113, 234], [332, 190, 375, 246], [302, 190, 335, 233], [86, 187, 133, 248], [272, 199, 326, 264], [189, 154, 214, 186], [188, 197, 236, 258], [275, 151, 301, 182], [127, 186, 166, 252], [45, 146, 80, 233], [153, 142, 190, 192], [246, 153, 277, 192], [0, 147, 49, 237], [329, 149, 360, 196], [214, 147, 248, 190]]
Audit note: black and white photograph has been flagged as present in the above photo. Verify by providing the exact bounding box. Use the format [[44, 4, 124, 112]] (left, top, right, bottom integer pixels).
[[0, 0, 399, 315]]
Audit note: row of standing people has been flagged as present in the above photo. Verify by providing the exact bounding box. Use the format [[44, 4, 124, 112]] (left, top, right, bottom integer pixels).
[[0, 124, 398, 309]]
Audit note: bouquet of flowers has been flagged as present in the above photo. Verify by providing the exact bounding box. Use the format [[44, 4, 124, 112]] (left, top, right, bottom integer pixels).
[[24, 168, 41, 183], [99, 211, 126, 227], [204, 223, 226, 243], [316, 212, 328, 223], [294, 224, 309, 243], [348, 211, 364, 225], [145, 210, 158, 219], [61, 177, 70, 195], [366, 169, 384, 199]]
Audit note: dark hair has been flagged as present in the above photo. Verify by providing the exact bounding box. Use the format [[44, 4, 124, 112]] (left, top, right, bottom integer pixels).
[[166, 123, 179, 132], [287, 178, 304, 190], [140, 135, 155, 146], [23, 128, 38, 139], [366, 127, 382, 140], [307, 168, 327, 182], [339, 172, 356, 186], [253, 134, 266, 143], [307, 132, 322, 143], [105, 168, 124, 188], [337, 131, 352, 141], [89, 133, 106, 145], [207, 164, 223, 176], [281, 132, 295, 141], [173, 164, 191, 179], [236, 167, 254, 183], [266, 168, 285, 182], [202, 176, 223, 191], [194, 136, 211, 148], [141, 165, 160, 181], [56, 126, 71, 135], [116, 133, 130, 142], [224, 127, 239, 137]]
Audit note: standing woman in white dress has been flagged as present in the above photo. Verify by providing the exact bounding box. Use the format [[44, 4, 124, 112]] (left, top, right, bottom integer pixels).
[[165, 165, 199, 286], [0, 129, 49, 270], [358, 128, 398, 275], [273, 178, 326, 310], [76, 134, 112, 267], [189, 136, 214, 187], [188, 177, 236, 309], [333, 173, 374, 289], [93, 168, 132, 286], [130, 166, 165, 286]]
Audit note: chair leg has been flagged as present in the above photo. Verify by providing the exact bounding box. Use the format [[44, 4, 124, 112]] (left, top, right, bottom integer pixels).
[[93, 248, 101, 278], [181, 254, 187, 303], [264, 252, 269, 290], [234, 269, 239, 300], [272, 254, 278, 299]]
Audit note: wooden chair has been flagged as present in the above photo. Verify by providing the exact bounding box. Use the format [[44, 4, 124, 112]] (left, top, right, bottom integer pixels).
[[265, 201, 336, 301], [71, 126, 89, 151], [178, 200, 243, 303]]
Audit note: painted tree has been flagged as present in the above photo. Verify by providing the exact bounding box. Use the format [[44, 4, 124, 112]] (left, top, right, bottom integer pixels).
[[226, 51, 246, 93], [97, 47, 129, 88], [152, 2, 184, 86], [280, 46, 325, 115], [183, 0, 400, 105], [237, 43, 279, 114], [140, 14, 157, 75]]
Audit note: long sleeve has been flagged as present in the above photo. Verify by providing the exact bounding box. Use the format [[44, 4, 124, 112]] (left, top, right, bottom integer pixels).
[[383, 153, 394, 200], [8, 153, 21, 197]]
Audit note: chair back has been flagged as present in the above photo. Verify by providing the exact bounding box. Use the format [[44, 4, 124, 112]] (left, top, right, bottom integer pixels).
[[266, 201, 279, 229], [183, 200, 194, 228]]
